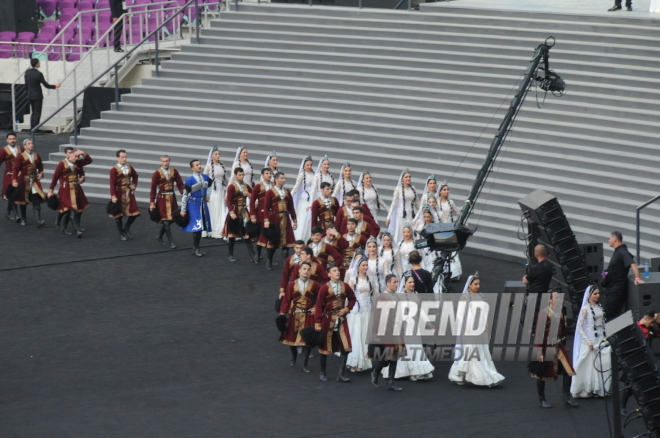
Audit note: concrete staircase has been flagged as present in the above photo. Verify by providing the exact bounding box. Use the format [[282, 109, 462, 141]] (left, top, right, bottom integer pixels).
[[46, 3, 660, 261]]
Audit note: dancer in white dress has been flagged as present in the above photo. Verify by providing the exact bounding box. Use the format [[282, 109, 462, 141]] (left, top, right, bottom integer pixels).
[[439, 181, 462, 280], [203, 146, 227, 239], [420, 174, 438, 205], [230, 146, 254, 188], [386, 169, 417, 245], [379, 232, 402, 278], [448, 274, 505, 387], [570, 286, 611, 398], [381, 271, 435, 380], [291, 156, 315, 242], [366, 236, 390, 291], [310, 155, 334, 201], [346, 256, 378, 372], [357, 170, 383, 224], [412, 202, 435, 233], [333, 162, 357, 206], [398, 224, 416, 273]]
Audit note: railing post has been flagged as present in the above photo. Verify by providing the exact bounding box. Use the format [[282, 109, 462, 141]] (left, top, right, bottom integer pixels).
[[11, 82, 16, 133], [73, 97, 78, 145], [637, 209, 641, 265], [155, 37, 160, 77], [408, 0, 411, 11], [195, 0, 200, 43], [235, 0, 238, 12], [114, 64, 120, 110], [359, 0, 362, 8]]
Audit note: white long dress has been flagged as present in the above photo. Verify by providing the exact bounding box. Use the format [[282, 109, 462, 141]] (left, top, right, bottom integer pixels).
[[360, 186, 380, 223], [440, 198, 462, 280], [387, 186, 417, 244], [346, 276, 376, 371], [333, 179, 357, 206], [367, 256, 390, 292], [448, 295, 505, 386], [292, 171, 315, 241], [381, 292, 435, 380], [651, 0, 660, 12], [310, 172, 335, 201], [398, 240, 416, 273], [570, 305, 611, 398], [203, 162, 227, 239], [379, 247, 401, 279]]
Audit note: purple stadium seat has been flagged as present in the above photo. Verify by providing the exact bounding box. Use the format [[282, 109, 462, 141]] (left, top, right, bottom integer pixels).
[[78, 1, 94, 11], [0, 32, 17, 40], [80, 13, 94, 22], [96, 0, 110, 8], [34, 36, 51, 44], [59, 1, 76, 10], [18, 32, 36, 41], [131, 0, 151, 12], [40, 0, 58, 17]]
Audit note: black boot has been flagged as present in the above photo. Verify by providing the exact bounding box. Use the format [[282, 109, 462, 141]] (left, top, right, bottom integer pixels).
[[116, 217, 127, 240], [289, 346, 298, 367], [538, 380, 552, 408], [387, 361, 402, 391], [319, 354, 328, 381], [13, 204, 20, 223], [371, 361, 385, 388], [562, 375, 578, 407], [256, 245, 263, 262], [5, 203, 15, 220], [301, 347, 312, 373], [193, 231, 204, 257], [266, 248, 275, 270], [61, 211, 72, 235], [337, 352, 350, 383], [156, 223, 166, 246], [72, 211, 83, 238], [163, 222, 176, 249], [245, 239, 257, 263], [282, 247, 289, 263], [228, 238, 236, 262], [123, 215, 136, 239], [33, 202, 45, 227], [17, 204, 27, 226]]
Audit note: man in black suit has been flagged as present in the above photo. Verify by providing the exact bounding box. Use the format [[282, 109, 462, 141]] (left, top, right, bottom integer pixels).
[[24, 58, 60, 131], [523, 244, 554, 296], [110, 0, 125, 52]]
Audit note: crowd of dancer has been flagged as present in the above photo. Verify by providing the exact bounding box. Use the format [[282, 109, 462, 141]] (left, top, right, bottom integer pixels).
[[0, 132, 645, 405]]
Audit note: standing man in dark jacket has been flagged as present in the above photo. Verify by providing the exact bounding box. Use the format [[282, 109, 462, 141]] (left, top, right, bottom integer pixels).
[[24, 58, 60, 131], [109, 0, 125, 52], [523, 245, 554, 295], [602, 231, 644, 319]]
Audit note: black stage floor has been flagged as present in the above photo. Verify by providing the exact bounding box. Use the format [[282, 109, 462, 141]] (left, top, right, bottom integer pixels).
[[0, 129, 646, 437]]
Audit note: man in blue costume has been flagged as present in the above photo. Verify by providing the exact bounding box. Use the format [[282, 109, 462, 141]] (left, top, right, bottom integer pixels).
[[179, 159, 212, 257]]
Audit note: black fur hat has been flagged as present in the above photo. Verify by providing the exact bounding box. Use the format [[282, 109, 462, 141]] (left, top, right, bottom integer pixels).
[[148, 208, 161, 223], [106, 200, 121, 216], [172, 209, 189, 228], [46, 194, 59, 210], [262, 225, 280, 244], [245, 221, 260, 239], [275, 314, 288, 332], [299, 326, 323, 348], [5, 185, 21, 202]]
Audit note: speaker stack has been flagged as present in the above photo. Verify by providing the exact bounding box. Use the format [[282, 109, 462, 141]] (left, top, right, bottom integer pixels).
[[608, 312, 660, 437], [518, 189, 592, 314]]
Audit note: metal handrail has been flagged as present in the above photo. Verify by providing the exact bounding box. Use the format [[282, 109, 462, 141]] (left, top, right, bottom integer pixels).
[[636, 194, 660, 263], [31, 0, 205, 143], [294, 0, 412, 11]]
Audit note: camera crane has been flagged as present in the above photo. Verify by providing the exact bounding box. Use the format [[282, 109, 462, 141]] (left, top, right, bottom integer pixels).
[[416, 37, 566, 291]]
